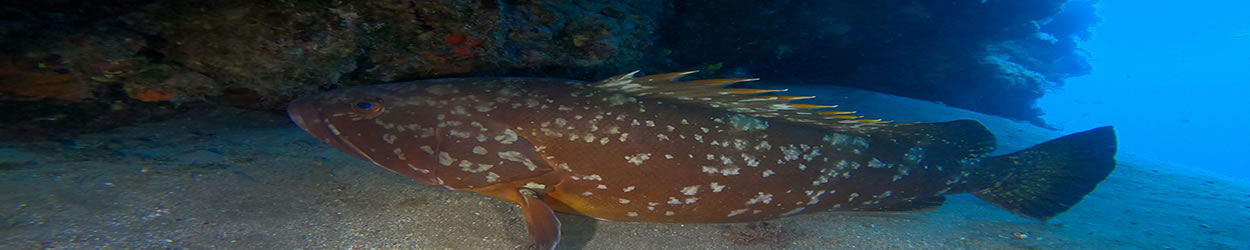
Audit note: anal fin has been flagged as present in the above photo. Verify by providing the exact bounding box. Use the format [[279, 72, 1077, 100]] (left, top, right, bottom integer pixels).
[[518, 189, 561, 250]]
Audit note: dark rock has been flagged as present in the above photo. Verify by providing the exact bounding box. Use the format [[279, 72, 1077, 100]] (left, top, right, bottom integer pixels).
[[656, 0, 1098, 123]]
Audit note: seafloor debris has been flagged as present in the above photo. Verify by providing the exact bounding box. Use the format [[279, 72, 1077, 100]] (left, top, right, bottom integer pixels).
[[1012, 232, 1031, 240], [722, 221, 793, 246]]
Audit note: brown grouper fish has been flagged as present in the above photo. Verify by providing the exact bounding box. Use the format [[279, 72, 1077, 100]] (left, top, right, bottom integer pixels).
[[286, 71, 1116, 249]]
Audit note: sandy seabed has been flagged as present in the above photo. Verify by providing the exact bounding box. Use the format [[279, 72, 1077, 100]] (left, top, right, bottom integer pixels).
[[2, 85, 1246, 249]]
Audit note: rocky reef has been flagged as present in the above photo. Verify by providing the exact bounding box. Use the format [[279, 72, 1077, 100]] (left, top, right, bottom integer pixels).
[[658, 0, 1099, 125], [0, 0, 1098, 137]]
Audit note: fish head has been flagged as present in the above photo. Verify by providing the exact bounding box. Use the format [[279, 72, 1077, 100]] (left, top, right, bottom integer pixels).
[[288, 80, 555, 190], [287, 84, 445, 186]]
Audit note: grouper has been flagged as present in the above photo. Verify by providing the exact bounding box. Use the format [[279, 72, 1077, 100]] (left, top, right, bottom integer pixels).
[[286, 71, 1116, 249]]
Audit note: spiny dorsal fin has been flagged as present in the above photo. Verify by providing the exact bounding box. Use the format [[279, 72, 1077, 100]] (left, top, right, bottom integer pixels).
[[592, 71, 891, 131]]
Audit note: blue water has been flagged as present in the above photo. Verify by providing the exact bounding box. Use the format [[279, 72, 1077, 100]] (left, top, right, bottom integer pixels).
[[1039, 0, 1250, 179]]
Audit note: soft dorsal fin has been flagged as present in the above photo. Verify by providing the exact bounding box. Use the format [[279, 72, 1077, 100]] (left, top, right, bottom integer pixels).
[[593, 71, 890, 131]]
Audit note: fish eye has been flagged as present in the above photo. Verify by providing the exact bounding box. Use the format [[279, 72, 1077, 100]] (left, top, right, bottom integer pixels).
[[352, 99, 383, 114]]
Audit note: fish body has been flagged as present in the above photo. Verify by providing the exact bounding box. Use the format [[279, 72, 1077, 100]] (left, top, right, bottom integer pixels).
[[287, 72, 1117, 249]]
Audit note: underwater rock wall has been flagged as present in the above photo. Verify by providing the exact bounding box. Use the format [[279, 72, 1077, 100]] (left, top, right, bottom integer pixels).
[[1, 0, 664, 137], [658, 0, 1098, 124], [0, 0, 1097, 136]]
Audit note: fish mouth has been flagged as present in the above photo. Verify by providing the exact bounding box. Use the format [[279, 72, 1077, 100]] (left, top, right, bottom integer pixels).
[[286, 97, 370, 161], [286, 96, 440, 186]]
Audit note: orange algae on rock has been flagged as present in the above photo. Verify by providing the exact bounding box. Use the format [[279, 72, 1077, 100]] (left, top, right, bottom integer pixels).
[[0, 64, 93, 102], [454, 47, 476, 57], [129, 90, 173, 102], [446, 33, 467, 45]]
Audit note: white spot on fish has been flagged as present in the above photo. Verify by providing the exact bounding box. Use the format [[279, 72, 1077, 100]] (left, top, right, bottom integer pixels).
[[746, 192, 773, 205], [878, 191, 893, 198], [806, 190, 827, 205], [680, 185, 700, 196], [728, 208, 749, 217], [619, 199, 631, 204], [728, 114, 769, 131], [495, 129, 519, 144], [472, 146, 488, 155], [627, 212, 638, 217], [623, 186, 635, 192], [802, 148, 821, 161], [742, 154, 760, 167], [438, 152, 456, 166], [733, 139, 748, 150], [853, 137, 870, 149], [754, 141, 772, 151], [762, 169, 776, 177], [498, 151, 539, 171], [393, 148, 406, 160], [464, 163, 494, 173], [448, 129, 473, 139], [523, 182, 546, 190], [781, 145, 801, 161], [475, 104, 493, 112], [904, 146, 926, 164], [710, 182, 726, 192], [868, 158, 887, 168], [626, 153, 652, 166]]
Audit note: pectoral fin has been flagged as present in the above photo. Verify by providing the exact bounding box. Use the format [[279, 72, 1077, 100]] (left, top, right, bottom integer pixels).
[[518, 188, 561, 250]]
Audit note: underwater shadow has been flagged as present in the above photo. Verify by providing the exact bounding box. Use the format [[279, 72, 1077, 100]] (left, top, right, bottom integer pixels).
[[555, 214, 599, 250]]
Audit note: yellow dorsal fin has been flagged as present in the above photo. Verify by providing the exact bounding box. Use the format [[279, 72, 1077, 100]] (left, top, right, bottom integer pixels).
[[592, 71, 891, 131]]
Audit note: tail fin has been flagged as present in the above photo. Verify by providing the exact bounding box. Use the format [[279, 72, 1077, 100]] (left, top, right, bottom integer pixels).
[[974, 126, 1117, 221]]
